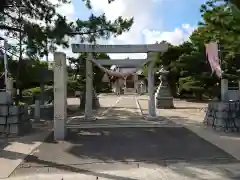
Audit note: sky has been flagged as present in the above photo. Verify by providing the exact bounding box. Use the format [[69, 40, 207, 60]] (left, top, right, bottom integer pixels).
[[54, 0, 208, 59], [1, 0, 208, 60]]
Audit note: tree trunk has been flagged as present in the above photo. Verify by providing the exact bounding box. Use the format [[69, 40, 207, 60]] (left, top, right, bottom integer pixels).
[[15, 4, 23, 105], [15, 34, 23, 104]]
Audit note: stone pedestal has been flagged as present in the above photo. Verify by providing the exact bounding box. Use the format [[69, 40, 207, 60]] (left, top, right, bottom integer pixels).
[[204, 101, 240, 128], [221, 78, 228, 101], [155, 66, 174, 109], [6, 77, 13, 97], [29, 104, 53, 120]]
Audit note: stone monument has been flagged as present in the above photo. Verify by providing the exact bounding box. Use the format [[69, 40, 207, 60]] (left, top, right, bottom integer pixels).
[[155, 65, 174, 109]]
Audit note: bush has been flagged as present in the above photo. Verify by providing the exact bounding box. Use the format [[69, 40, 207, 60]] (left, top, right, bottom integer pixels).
[[178, 76, 205, 99], [19, 101, 26, 105], [23, 87, 41, 96], [67, 79, 84, 92]]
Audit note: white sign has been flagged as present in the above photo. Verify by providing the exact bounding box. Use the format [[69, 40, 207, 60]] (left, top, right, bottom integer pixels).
[[71, 43, 168, 53]]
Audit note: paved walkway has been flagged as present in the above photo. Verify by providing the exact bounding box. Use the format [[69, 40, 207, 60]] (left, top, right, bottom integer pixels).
[[67, 95, 178, 128], [1, 94, 240, 179], [136, 95, 240, 161]]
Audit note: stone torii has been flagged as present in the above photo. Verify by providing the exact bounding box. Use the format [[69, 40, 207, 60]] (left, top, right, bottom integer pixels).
[[53, 43, 168, 140]]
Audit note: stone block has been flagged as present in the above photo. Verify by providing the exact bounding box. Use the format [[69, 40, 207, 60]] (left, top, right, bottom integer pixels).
[[0, 106, 9, 116], [0, 92, 12, 104], [0, 116, 19, 124], [156, 88, 171, 97], [40, 106, 53, 120], [0, 105, 25, 116], [9, 105, 24, 115], [0, 113, 29, 125], [0, 121, 32, 135], [29, 105, 53, 120], [155, 97, 174, 109]]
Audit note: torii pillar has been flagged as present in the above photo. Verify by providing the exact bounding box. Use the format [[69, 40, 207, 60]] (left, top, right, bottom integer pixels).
[[53, 52, 67, 140], [147, 52, 156, 119], [85, 53, 94, 119]]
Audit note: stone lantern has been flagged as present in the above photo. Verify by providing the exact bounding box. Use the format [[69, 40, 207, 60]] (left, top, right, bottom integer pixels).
[[155, 65, 174, 109]]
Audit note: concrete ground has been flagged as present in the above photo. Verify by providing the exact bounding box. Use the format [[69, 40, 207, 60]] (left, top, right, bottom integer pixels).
[[1, 94, 240, 179]]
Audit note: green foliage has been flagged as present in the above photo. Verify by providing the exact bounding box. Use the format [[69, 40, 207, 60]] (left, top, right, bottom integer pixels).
[[0, 56, 51, 90], [67, 78, 84, 92], [68, 52, 111, 92], [150, 0, 240, 99], [0, 0, 133, 57], [1, 0, 133, 101], [223, 0, 240, 9], [3, 0, 240, 101], [23, 87, 41, 96], [18, 101, 26, 105]]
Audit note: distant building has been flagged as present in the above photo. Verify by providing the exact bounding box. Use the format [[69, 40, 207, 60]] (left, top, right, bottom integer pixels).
[[111, 65, 146, 94]]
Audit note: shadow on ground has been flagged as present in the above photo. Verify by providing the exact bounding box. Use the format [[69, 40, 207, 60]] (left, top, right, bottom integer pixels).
[[10, 121, 240, 179], [67, 107, 142, 124], [1, 97, 239, 180]]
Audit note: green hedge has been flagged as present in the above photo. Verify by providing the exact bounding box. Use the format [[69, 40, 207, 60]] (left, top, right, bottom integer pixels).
[[23, 87, 41, 96], [67, 79, 84, 92]]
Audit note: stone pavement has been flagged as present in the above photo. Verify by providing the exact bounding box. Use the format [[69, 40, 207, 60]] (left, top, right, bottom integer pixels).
[[10, 126, 239, 180], [136, 95, 240, 161], [1, 94, 240, 180], [5, 164, 240, 180], [0, 96, 117, 179], [66, 96, 121, 124], [67, 95, 179, 128], [0, 127, 52, 179]]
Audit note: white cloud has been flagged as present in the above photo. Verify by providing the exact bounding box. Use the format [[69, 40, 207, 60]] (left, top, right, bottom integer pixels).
[[90, 0, 194, 59], [1, 0, 196, 64], [142, 24, 195, 45], [50, 0, 75, 20], [91, 0, 156, 59], [47, 0, 195, 61]]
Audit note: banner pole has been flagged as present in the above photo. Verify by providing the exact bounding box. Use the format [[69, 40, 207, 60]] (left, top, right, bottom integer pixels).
[[217, 41, 223, 79]]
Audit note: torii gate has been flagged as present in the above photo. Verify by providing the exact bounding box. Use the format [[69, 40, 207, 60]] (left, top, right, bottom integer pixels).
[[53, 43, 168, 140]]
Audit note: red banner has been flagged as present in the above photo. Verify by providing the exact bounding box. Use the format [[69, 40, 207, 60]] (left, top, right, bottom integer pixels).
[[205, 42, 222, 78]]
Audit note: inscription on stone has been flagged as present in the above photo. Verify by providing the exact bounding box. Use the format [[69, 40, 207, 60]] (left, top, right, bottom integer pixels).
[[55, 59, 62, 67], [71, 43, 168, 53], [54, 113, 62, 120]]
